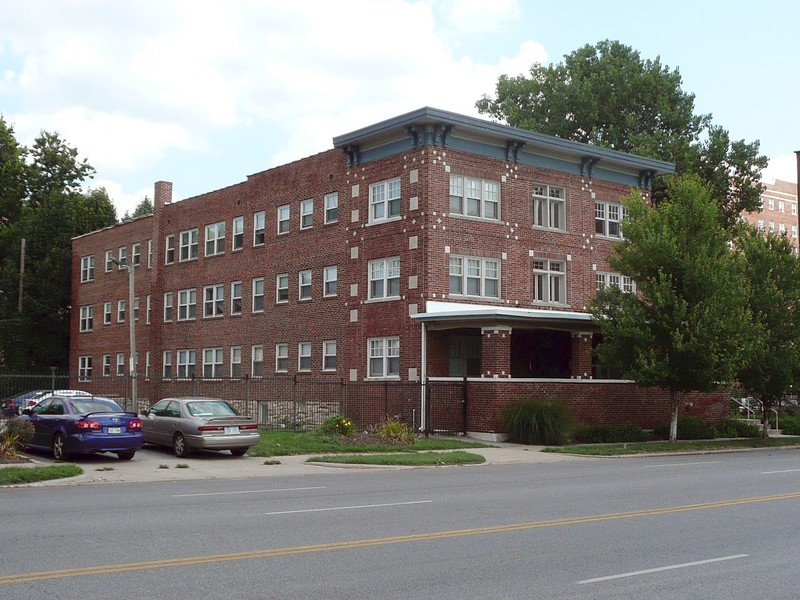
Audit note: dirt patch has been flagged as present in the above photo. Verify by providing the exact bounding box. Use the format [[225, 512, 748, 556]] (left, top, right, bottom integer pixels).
[[0, 454, 31, 465], [336, 432, 413, 447]]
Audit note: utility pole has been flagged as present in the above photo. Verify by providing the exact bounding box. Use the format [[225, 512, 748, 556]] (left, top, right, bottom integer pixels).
[[111, 258, 136, 412]]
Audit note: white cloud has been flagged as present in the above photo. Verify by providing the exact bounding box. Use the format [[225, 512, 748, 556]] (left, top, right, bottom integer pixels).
[[762, 154, 797, 185]]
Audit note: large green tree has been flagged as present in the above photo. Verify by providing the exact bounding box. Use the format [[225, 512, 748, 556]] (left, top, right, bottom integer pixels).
[[476, 40, 768, 228], [590, 175, 751, 441]]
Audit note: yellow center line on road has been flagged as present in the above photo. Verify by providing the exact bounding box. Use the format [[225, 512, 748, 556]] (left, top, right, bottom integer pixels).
[[3, 490, 800, 585]]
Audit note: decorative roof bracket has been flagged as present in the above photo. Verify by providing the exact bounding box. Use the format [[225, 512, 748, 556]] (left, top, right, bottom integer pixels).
[[343, 144, 361, 167], [434, 124, 452, 147], [505, 140, 524, 163], [581, 156, 599, 178], [638, 169, 656, 189]]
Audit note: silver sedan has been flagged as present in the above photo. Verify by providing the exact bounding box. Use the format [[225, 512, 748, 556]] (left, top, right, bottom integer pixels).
[[141, 397, 260, 458]]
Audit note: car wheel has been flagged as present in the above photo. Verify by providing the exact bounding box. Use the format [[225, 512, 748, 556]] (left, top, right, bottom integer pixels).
[[173, 433, 192, 458], [117, 450, 136, 460], [52, 433, 69, 461], [229, 447, 247, 457]]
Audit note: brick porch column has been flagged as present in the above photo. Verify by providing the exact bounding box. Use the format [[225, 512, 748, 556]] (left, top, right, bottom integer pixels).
[[570, 332, 593, 379], [481, 326, 512, 378]]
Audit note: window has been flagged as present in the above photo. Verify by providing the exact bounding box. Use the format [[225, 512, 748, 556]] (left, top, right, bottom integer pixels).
[[163, 350, 173, 379], [300, 199, 313, 229], [251, 345, 264, 377], [449, 256, 500, 298], [324, 265, 337, 297], [596, 272, 636, 294], [768, 198, 775, 210], [103, 302, 112, 325], [779, 200, 785, 214], [449, 175, 499, 220], [163, 292, 174, 322], [369, 257, 400, 300], [368, 337, 400, 378], [118, 246, 128, 267], [253, 211, 265, 245], [230, 346, 242, 378], [78, 356, 92, 381], [203, 284, 224, 318], [252, 277, 264, 312], [231, 281, 242, 315], [323, 340, 337, 371], [533, 259, 566, 304], [793, 225, 798, 238], [145, 351, 151, 379], [780, 223, 786, 234], [533, 184, 566, 230], [80, 255, 95, 282], [299, 270, 312, 300], [757, 219, 765, 231], [177, 349, 196, 379], [232, 216, 244, 250], [104, 250, 114, 272], [277, 204, 290, 234], [276, 274, 289, 303], [203, 348, 223, 379], [449, 335, 481, 377], [146, 295, 151, 324], [793, 203, 798, 216], [79, 306, 93, 332], [275, 343, 288, 372], [179, 228, 199, 261], [595, 201, 628, 239], [369, 178, 401, 223], [117, 299, 126, 323], [102, 354, 111, 377], [770, 221, 776, 232], [132, 242, 141, 266], [147, 239, 153, 268], [165, 234, 175, 264], [116, 352, 126, 376], [177, 289, 197, 321], [205, 222, 225, 256], [324, 192, 338, 224], [298, 342, 312, 371], [133, 297, 140, 321]]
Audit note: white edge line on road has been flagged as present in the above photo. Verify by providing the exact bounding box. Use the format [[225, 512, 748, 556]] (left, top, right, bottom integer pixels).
[[762, 469, 800, 474], [643, 461, 721, 468], [577, 554, 749, 585], [255, 500, 432, 516], [173, 486, 327, 498]]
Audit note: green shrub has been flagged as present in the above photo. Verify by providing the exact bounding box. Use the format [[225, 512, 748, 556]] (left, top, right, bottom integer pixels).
[[318, 415, 356, 437], [0, 418, 34, 457], [779, 415, 800, 435], [572, 423, 652, 444], [654, 416, 715, 440], [503, 398, 572, 446], [374, 418, 415, 445], [714, 417, 761, 438]]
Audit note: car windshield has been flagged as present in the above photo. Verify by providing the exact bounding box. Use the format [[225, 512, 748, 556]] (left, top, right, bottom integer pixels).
[[186, 401, 238, 418], [70, 398, 124, 414]]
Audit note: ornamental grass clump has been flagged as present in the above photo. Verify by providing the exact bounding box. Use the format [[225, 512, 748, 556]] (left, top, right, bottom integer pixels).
[[0, 418, 34, 458], [502, 398, 572, 446], [374, 418, 415, 445]]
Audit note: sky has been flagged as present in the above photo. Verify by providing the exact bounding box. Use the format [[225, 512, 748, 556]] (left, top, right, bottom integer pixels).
[[1, 0, 798, 217]]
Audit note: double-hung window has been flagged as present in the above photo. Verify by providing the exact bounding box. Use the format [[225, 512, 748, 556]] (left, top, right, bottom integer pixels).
[[276, 274, 289, 303], [449, 175, 499, 220], [118, 246, 127, 267], [231, 281, 242, 315], [369, 178, 401, 223], [179, 228, 199, 261], [275, 343, 288, 372], [230, 346, 242, 378], [300, 199, 313, 229], [163, 351, 173, 379], [251, 345, 264, 377], [104, 250, 114, 272], [177, 349, 196, 379], [299, 270, 312, 300], [116, 352, 125, 376], [131, 242, 141, 266], [253, 211, 265, 246], [78, 356, 92, 381], [203, 284, 224, 317], [298, 342, 311, 371], [368, 337, 399, 378], [252, 278, 265, 312], [324, 192, 338, 224], [232, 216, 244, 250], [102, 354, 111, 377], [165, 235, 175, 264], [177, 289, 197, 320], [277, 205, 290, 234], [449, 256, 500, 298], [103, 302, 112, 325], [369, 257, 400, 300], [133, 297, 140, 321], [323, 265, 337, 297], [79, 306, 93, 332], [595, 201, 628, 239], [533, 259, 566, 304], [323, 340, 337, 371], [203, 348, 223, 379], [533, 184, 566, 230], [147, 240, 153, 268], [117, 299, 126, 323], [163, 292, 174, 321], [80, 255, 95, 282], [205, 222, 225, 256]]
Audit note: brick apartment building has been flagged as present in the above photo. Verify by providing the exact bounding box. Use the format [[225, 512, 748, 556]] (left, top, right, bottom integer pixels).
[[70, 107, 727, 439], [741, 178, 799, 253]]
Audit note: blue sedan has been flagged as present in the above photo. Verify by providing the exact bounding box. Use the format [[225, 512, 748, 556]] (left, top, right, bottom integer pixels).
[[20, 395, 143, 460]]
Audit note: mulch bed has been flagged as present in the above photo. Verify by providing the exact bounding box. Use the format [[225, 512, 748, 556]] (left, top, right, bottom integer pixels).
[[336, 432, 412, 447]]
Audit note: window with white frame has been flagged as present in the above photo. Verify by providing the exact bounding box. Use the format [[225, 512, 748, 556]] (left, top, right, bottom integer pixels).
[[793, 203, 798, 216], [757, 219, 765, 231], [205, 221, 225, 256], [203, 284, 224, 317], [231, 281, 242, 315], [533, 259, 566, 304], [230, 346, 241, 378], [368, 337, 400, 378], [118, 246, 128, 267], [78, 356, 92, 381], [203, 347, 223, 379], [595, 201, 628, 239], [132, 242, 141, 266], [251, 345, 264, 377], [165, 234, 175, 264], [369, 257, 400, 300], [163, 292, 173, 321], [79, 305, 93, 332], [596, 271, 636, 294], [323, 340, 337, 371], [533, 184, 566, 230], [449, 256, 500, 298], [145, 351, 151, 379], [179, 228, 199, 261], [277, 204, 290, 234], [133, 297, 140, 321], [232, 216, 244, 250], [324, 192, 338, 224], [80, 255, 95, 282], [116, 352, 125, 376], [147, 239, 153, 268], [300, 199, 313, 229], [252, 277, 265, 312], [299, 270, 312, 300], [768, 198, 775, 210], [102, 354, 111, 377], [163, 350, 173, 379], [449, 175, 499, 220], [793, 225, 798, 238], [369, 178, 401, 223], [276, 274, 289, 303], [298, 342, 311, 371], [105, 250, 114, 272], [324, 265, 337, 297], [275, 343, 288, 372], [103, 302, 112, 325], [779, 200, 785, 214], [253, 211, 265, 245], [177, 349, 196, 379], [177, 289, 197, 321], [770, 221, 776, 232], [146, 295, 151, 324], [117, 299, 126, 323], [780, 223, 786, 234]]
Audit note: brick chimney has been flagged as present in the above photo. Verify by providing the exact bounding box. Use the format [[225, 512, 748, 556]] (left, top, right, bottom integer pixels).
[[153, 180, 173, 215]]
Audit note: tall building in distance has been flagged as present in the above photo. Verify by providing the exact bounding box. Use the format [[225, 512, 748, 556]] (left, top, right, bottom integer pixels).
[[741, 178, 799, 253]]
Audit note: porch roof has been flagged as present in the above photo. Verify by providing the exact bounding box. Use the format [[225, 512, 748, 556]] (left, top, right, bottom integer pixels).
[[411, 301, 596, 332]]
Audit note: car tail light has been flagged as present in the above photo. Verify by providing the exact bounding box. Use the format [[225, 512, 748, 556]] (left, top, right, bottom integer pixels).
[[128, 419, 142, 430], [198, 425, 224, 431], [76, 420, 101, 430], [240, 424, 258, 430]]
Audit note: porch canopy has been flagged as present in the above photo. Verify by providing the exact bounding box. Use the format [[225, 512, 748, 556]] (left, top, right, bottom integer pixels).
[[411, 301, 596, 332]]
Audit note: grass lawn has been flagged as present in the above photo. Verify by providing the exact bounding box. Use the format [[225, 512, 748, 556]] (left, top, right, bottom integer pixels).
[[543, 437, 800, 456], [0, 464, 83, 485], [309, 451, 486, 466]]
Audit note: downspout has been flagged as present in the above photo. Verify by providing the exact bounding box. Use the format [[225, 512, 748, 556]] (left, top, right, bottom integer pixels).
[[420, 321, 427, 433]]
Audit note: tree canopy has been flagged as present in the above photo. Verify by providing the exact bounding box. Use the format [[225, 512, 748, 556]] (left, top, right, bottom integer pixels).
[[123, 196, 153, 221]]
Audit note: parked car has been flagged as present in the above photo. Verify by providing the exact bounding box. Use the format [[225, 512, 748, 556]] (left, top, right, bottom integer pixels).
[[20, 395, 143, 460], [141, 397, 259, 457], [1, 390, 46, 416], [18, 389, 91, 413]]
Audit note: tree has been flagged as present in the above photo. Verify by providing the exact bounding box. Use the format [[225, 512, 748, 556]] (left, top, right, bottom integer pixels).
[[735, 226, 800, 437], [0, 117, 26, 227], [476, 40, 768, 228], [590, 175, 751, 441], [122, 196, 153, 221], [24, 131, 95, 207]]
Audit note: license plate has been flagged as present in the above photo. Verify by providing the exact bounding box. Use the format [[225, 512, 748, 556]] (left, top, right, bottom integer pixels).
[[107, 427, 122, 434], [224, 426, 239, 435]]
